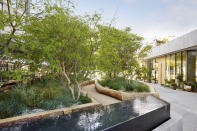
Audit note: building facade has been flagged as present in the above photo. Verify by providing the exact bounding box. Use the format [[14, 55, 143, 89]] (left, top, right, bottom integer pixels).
[[145, 29, 197, 85]]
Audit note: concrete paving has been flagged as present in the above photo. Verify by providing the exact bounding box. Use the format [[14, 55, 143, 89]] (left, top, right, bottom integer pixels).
[[82, 84, 121, 106], [146, 83, 197, 131]]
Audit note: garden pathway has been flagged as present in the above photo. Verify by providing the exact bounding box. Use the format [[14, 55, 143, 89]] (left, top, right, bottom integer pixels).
[[146, 82, 197, 131], [82, 84, 121, 106]]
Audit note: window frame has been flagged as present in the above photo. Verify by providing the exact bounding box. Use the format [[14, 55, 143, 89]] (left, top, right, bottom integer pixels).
[[0, 2, 3, 11]]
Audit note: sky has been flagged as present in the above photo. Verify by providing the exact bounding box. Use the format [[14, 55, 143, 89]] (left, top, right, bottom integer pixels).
[[74, 0, 197, 43]]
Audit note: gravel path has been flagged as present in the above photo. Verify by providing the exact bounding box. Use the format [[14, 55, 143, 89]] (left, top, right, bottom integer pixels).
[[82, 84, 121, 106]]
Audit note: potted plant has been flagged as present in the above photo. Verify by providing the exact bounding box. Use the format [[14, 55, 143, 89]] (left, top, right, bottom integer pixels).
[[164, 79, 170, 87], [176, 74, 183, 88], [185, 82, 192, 92], [191, 83, 197, 93], [170, 83, 177, 90]]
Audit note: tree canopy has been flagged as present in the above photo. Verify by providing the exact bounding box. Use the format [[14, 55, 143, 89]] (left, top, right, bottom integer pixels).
[[0, 0, 145, 100]]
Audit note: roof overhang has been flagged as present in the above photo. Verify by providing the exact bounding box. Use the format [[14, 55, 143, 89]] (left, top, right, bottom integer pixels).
[[144, 29, 197, 60]]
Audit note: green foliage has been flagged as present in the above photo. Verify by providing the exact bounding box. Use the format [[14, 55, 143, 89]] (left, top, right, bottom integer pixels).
[[0, 79, 91, 119], [176, 74, 183, 81], [79, 94, 92, 104], [138, 45, 153, 58], [0, 89, 26, 119], [127, 80, 150, 92], [97, 26, 143, 78], [0, 0, 145, 102], [135, 65, 149, 80], [100, 77, 127, 90], [100, 77, 150, 92], [171, 83, 177, 87]]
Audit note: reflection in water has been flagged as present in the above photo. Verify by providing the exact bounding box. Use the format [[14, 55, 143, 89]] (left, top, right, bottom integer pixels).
[[133, 96, 166, 115], [77, 112, 103, 131], [0, 95, 168, 131]]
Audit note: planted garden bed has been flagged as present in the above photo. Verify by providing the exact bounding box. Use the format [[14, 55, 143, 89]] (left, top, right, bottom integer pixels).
[[99, 77, 150, 93], [0, 79, 92, 119], [96, 77, 159, 101]]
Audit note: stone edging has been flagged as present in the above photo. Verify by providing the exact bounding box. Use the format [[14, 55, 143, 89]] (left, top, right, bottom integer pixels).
[[95, 81, 160, 101], [0, 80, 101, 128], [80, 80, 95, 87], [0, 102, 101, 128]]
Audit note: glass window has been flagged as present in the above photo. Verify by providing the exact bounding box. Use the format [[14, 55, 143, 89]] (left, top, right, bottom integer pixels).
[[151, 59, 158, 83], [182, 51, 186, 81], [166, 55, 171, 80], [176, 52, 181, 76], [187, 50, 196, 82], [170, 54, 175, 80], [155, 58, 159, 83], [0, 2, 2, 11], [196, 50, 197, 82]]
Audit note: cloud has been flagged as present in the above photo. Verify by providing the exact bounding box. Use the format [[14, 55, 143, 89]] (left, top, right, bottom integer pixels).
[[180, 0, 197, 5], [168, 4, 197, 26], [123, 0, 138, 4], [143, 1, 197, 41], [161, 0, 174, 3], [121, 0, 197, 42]]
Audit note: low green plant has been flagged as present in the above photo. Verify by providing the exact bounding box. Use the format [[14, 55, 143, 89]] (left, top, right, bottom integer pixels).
[[100, 77, 126, 90], [79, 94, 92, 104], [176, 74, 183, 81], [100, 77, 150, 92], [0, 79, 91, 119], [171, 83, 177, 87], [165, 79, 170, 84], [129, 80, 150, 92], [193, 83, 197, 88], [0, 89, 26, 118]]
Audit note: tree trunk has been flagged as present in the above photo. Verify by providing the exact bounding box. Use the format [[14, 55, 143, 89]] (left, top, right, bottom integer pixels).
[[76, 83, 81, 101], [109, 72, 112, 78], [62, 62, 76, 100]]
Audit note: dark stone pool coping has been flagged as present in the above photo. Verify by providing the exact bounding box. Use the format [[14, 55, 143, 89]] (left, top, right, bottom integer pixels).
[[104, 103, 170, 131]]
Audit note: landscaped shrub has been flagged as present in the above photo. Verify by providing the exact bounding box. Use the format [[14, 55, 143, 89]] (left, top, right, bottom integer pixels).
[[129, 80, 150, 92], [79, 94, 92, 104], [100, 77, 128, 90], [0, 89, 26, 119], [0, 79, 91, 119], [100, 77, 150, 92]]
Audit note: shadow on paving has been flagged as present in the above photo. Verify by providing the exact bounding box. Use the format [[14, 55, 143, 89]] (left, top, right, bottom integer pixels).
[[146, 82, 197, 131]]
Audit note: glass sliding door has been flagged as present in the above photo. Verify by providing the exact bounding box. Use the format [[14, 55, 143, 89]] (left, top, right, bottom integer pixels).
[[170, 54, 175, 80], [176, 52, 182, 76], [187, 50, 196, 83], [166, 55, 171, 80], [196, 50, 197, 82], [182, 51, 186, 81], [152, 59, 158, 83]]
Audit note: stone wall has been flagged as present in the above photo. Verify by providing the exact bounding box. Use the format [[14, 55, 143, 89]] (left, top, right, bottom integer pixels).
[[95, 81, 160, 101]]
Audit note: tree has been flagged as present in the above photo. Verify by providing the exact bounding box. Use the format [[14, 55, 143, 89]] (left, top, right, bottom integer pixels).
[[22, 2, 91, 100], [138, 45, 153, 58], [97, 26, 143, 79], [83, 13, 102, 78], [0, 0, 29, 56]]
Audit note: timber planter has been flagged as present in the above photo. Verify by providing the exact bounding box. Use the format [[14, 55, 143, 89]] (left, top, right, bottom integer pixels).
[[192, 87, 197, 92]]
